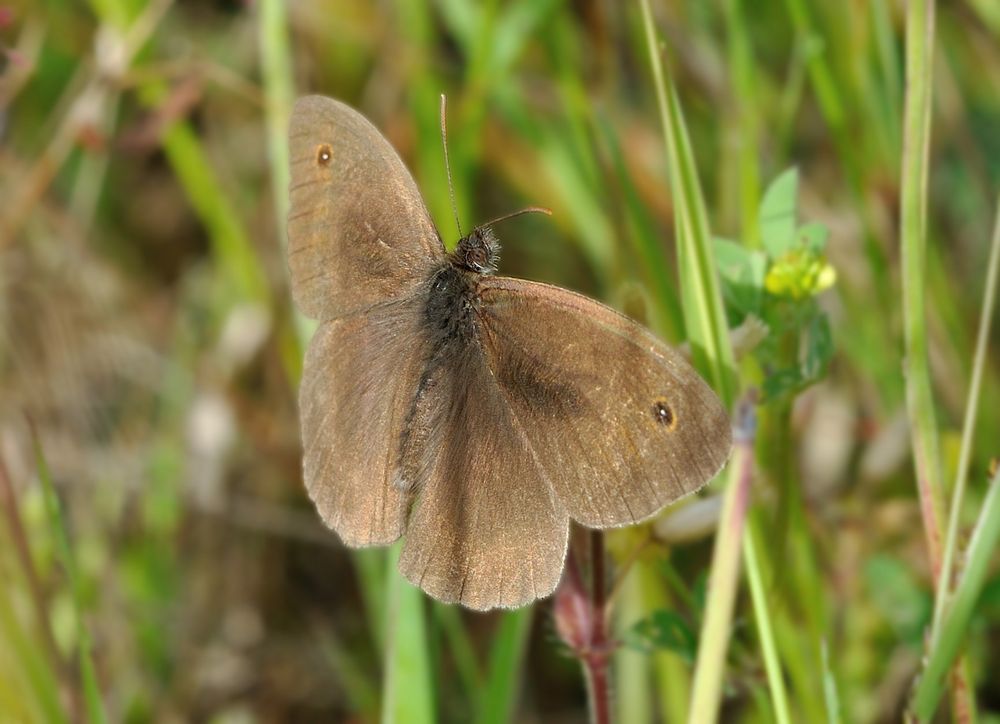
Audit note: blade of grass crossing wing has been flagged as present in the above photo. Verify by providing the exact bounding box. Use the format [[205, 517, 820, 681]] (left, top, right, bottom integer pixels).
[[664, 79, 737, 404]]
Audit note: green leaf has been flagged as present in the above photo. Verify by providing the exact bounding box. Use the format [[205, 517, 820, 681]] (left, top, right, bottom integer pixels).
[[803, 313, 834, 381], [762, 368, 805, 402], [798, 221, 830, 253], [624, 610, 697, 662], [759, 168, 799, 257], [865, 555, 931, 644], [714, 237, 766, 317]]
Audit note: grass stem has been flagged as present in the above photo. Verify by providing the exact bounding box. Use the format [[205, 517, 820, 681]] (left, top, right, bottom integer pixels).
[[687, 398, 756, 724], [29, 423, 107, 724], [900, 0, 946, 574], [910, 467, 1000, 719], [930, 196, 1000, 642]]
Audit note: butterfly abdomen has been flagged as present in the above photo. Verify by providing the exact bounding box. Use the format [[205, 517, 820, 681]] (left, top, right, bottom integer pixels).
[[394, 264, 481, 492]]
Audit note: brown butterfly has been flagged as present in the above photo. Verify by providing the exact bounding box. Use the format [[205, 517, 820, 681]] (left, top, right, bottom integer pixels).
[[288, 95, 732, 611]]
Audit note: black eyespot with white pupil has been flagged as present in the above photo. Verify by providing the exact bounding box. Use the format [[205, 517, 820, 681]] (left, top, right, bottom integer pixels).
[[652, 399, 676, 429], [316, 144, 333, 166]]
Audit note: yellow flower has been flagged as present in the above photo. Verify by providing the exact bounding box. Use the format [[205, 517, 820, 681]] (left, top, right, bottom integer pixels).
[[764, 249, 837, 299]]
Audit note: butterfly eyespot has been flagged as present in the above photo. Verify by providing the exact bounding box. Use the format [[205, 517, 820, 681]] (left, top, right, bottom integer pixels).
[[652, 399, 677, 430], [316, 144, 333, 166]]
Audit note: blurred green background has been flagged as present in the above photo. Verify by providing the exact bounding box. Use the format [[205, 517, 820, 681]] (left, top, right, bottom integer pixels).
[[1, 0, 999, 722]]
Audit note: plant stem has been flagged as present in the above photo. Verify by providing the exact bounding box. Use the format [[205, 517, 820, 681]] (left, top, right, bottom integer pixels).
[[688, 397, 756, 724], [899, 1, 976, 716], [743, 529, 791, 724], [584, 654, 612, 724], [584, 530, 611, 724], [555, 532, 614, 724], [900, 0, 946, 577]]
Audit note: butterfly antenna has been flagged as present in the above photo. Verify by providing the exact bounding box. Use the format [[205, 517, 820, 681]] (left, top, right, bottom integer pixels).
[[478, 206, 552, 229], [440, 94, 463, 239]]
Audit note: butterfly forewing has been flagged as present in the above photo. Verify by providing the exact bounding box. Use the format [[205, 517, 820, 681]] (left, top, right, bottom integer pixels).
[[288, 96, 444, 320], [475, 277, 733, 529]]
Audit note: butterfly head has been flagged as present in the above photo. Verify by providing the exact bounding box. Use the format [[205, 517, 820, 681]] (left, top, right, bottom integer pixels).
[[453, 226, 500, 275]]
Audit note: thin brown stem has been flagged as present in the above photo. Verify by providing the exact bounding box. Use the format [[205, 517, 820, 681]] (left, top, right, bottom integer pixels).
[[583, 651, 612, 724], [584, 529, 612, 724], [555, 530, 615, 724], [590, 530, 606, 613]]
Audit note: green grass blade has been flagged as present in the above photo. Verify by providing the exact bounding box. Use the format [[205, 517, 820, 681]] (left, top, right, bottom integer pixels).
[[637, 0, 736, 406], [743, 529, 791, 724], [820, 641, 841, 724], [258, 0, 293, 248], [637, 5, 793, 722], [900, 0, 946, 568], [382, 543, 435, 724], [614, 568, 655, 723], [910, 467, 1000, 720], [157, 117, 270, 303], [723, 0, 762, 248], [931, 195, 1000, 640], [319, 625, 381, 719], [474, 608, 533, 724], [0, 558, 67, 724], [32, 430, 107, 724], [598, 117, 683, 335], [899, 1, 977, 716], [685, 401, 755, 724], [433, 603, 483, 711]]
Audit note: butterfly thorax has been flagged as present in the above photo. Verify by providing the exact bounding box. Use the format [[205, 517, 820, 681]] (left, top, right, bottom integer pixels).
[[417, 226, 499, 353], [423, 263, 480, 353]]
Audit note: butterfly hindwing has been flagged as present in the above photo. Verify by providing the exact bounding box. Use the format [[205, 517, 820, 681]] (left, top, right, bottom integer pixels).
[[397, 344, 570, 611], [475, 277, 732, 529], [299, 299, 429, 546]]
